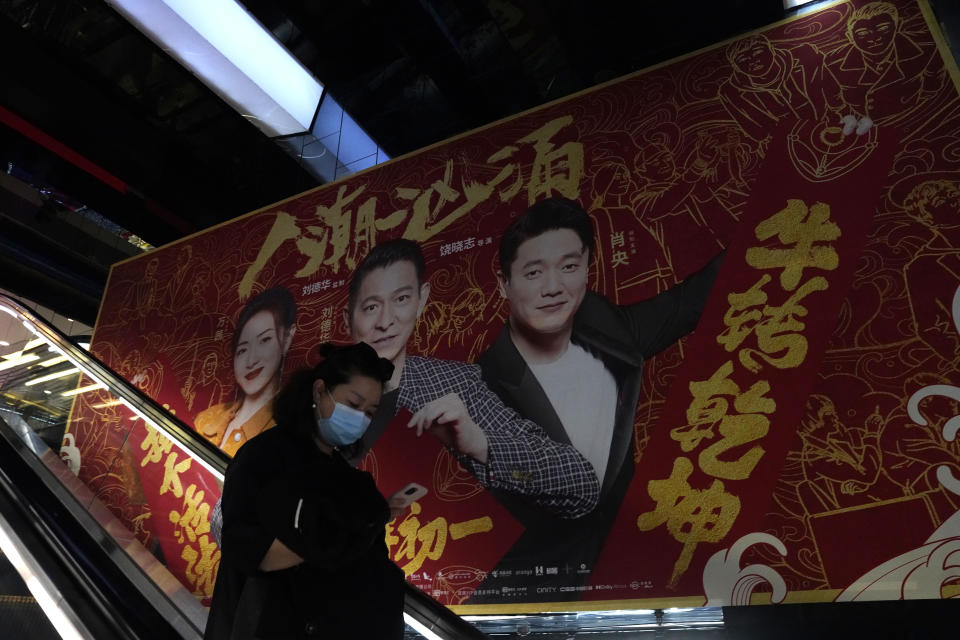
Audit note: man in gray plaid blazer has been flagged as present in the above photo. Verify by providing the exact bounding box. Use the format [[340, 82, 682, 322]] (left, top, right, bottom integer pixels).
[[345, 238, 600, 518]]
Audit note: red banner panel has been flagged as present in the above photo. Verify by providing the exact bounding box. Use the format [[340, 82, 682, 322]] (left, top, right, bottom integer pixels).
[[66, 0, 960, 612], [585, 120, 899, 599], [365, 409, 525, 602]]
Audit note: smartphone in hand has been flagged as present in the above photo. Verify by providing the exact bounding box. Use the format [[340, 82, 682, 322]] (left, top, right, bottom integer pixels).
[[389, 482, 428, 510]]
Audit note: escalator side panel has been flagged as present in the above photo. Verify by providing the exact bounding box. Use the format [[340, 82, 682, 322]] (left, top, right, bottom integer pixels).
[[2, 293, 486, 639], [0, 414, 200, 639]]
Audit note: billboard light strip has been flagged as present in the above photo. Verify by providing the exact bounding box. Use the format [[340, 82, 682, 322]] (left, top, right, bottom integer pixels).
[[105, 0, 323, 137], [0, 354, 39, 371], [25, 367, 80, 386], [403, 613, 446, 640], [61, 383, 106, 397]]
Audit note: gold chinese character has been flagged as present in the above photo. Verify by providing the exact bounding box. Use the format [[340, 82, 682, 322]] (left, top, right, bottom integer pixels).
[[169, 484, 210, 544], [745, 199, 840, 290], [699, 413, 771, 481], [611, 250, 630, 268], [637, 457, 741, 588], [302, 184, 370, 276], [354, 196, 407, 263], [670, 361, 775, 479], [486, 145, 524, 202], [385, 520, 399, 549], [238, 211, 300, 299], [140, 427, 173, 466], [718, 273, 827, 372], [738, 275, 828, 372], [386, 503, 492, 575], [400, 160, 497, 242], [717, 274, 771, 353], [391, 502, 448, 575], [159, 451, 192, 498], [182, 534, 220, 596], [518, 115, 584, 203], [238, 186, 407, 298], [449, 516, 493, 539]]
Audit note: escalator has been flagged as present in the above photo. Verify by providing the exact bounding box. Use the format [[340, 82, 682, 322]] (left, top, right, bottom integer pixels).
[[0, 515, 59, 639], [0, 292, 485, 639]]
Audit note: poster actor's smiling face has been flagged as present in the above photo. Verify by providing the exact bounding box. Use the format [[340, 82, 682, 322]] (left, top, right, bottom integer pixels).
[[233, 310, 284, 400], [501, 228, 589, 339], [349, 261, 427, 363]]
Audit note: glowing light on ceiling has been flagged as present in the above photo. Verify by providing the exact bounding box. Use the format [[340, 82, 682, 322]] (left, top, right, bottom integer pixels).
[[106, 0, 324, 137]]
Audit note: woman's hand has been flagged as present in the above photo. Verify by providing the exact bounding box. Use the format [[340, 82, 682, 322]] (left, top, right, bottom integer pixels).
[[388, 495, 408, 521], [258, 538, 305, 572]]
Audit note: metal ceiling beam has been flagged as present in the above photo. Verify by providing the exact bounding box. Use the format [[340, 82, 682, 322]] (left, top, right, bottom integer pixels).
[[0, 3, 317, 243]]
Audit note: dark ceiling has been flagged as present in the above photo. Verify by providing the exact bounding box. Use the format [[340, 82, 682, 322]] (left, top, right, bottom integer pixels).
[[0, 0, 958, 325]]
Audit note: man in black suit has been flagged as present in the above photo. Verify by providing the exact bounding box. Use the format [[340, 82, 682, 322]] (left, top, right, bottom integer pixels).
[[472, 197, 721, 601]]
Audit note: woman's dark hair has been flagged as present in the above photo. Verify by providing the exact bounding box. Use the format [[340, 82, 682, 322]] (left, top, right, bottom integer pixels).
[[273, 342, 394, 449], [231, 286, 298, 356]]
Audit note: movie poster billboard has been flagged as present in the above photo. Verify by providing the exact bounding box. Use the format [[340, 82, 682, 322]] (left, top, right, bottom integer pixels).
[[65, 0, 960, 611]]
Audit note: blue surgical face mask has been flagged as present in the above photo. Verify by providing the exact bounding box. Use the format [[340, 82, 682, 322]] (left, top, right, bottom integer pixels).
[[316, 391, 371, 447]]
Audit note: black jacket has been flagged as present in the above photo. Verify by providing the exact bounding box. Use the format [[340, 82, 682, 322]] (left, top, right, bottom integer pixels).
[[204, 426, 405, 639], [470, 253, 721, 602]]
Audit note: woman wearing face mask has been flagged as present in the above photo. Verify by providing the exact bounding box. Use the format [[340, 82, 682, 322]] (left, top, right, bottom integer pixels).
[[195, 287, 297, 457], [204, 342, 404, 640]]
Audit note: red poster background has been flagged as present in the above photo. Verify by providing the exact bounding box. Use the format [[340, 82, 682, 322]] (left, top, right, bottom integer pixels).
[[63, 0, 960, 611], [586, 121, 899, 599], [364, 409, 525, 603]]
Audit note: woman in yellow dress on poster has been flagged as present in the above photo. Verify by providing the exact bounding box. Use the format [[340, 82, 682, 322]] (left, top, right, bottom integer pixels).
[[195, 287, 297, 456]]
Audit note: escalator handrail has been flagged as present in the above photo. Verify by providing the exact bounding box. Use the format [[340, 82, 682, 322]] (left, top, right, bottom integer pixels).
[[0, 293, 230, 479], [1, 293, 488, 639], [0, 414, 204, 639]]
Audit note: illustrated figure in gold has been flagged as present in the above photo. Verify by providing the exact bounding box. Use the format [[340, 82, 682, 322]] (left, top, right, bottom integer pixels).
[[794, 394, 885, 514], [828, 1, 943, 127], [901, 177, 960, 372], [883, 373, 960, 505], [119, 257, 161, 330], [627, 123, 744, 241], [719, 34, 844, 144]]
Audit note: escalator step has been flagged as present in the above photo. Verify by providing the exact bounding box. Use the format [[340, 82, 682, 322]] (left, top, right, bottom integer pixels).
[[0, 595, 60, 639], [0, 551, 30, 597]]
